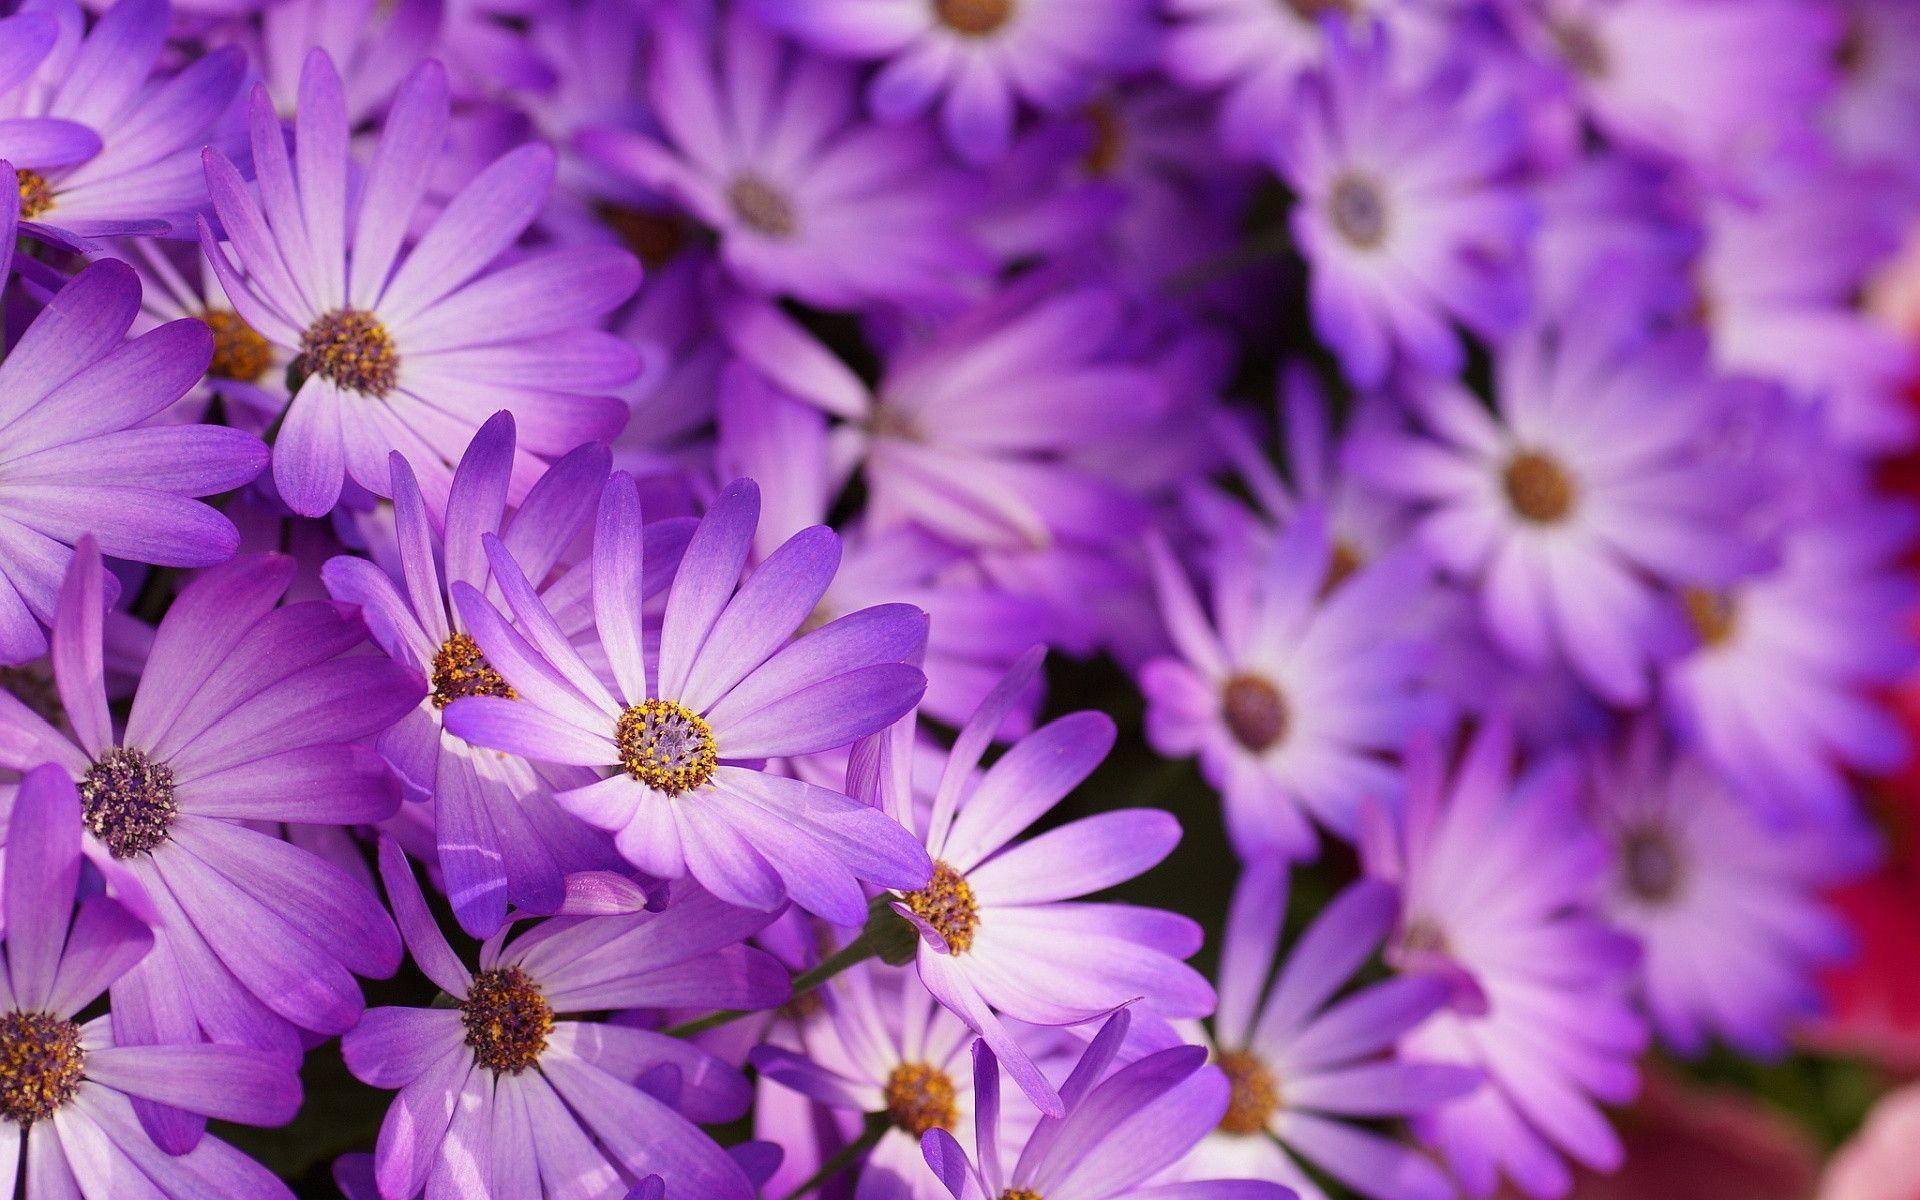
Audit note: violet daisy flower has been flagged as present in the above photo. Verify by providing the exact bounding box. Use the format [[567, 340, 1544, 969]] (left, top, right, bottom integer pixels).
[[767, 0, 1158, 165], [1588, 723, 1871, 1059], [920, 1009, 1297, 1200], [0, 767, 303, 1199], [1350, 313, 1763, 707], [0, 0, 245, 246], [323, 411, 646, 937], [1662, 495, 1916, 824], [1141, 510, 1430, 860], [869, 650, 1213, 1116], [0, 542, 420, 1131], [443, 475, 935, 925], [201, 50, 636, 517], [1366, 723, 1646, 1200], [577, 6, 987, 311], [344, 839, 784, 1200], [1180, 859, 1475, 1200], [1274, 21, 1532, 388], [0, 249, 266, 666]]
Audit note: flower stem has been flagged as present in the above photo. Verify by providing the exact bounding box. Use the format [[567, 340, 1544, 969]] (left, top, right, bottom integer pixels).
[[780, 1113, 890, 1200]]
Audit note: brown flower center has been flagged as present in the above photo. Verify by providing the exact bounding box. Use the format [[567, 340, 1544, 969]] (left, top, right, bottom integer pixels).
[[1620, 824, 1685, 904], [1552, 19, 1609, 78], [726, 175, 797, 238], [616, 699, 717, 795], [431, 633, 516, 709], [203, 309, 274, 383], [1286, 0, 1354, 16], [1683, 588, 1737, 648], [903, 861, 979, 953], [15, 170, 54, 220], [1328, 174, 1389, 249], [1396, 916, 1451, 960], [461, 966, 553, 1074], [884, 1061, 958, 1135], [1502, 450, 1576, 524], [81, 748, 178, 859], [1082, 101, 1124, 176], [597, 203, 697, 268], [0, 1012, 84, 1125], [1216, 1048, 1279, 1135], [1000, 1191, 1042, 1200], [298, 309, 398, 397], [937, 0, 1013, 36], [1222, 674, 1288, 753]]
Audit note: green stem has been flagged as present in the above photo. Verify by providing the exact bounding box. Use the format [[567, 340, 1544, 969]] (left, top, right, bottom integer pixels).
[[663, 896, 913, 1039], [780, 1114, 889, 1200]]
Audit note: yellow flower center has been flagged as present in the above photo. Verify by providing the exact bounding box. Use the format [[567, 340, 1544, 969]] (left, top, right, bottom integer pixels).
[[462, 967, 553, 1074], [1216, 1048, 1280, 1135], [203, 309, 275, 383], [431, 633, 516, 709], [884, 1062, 958, 1135], [1502, 449, 1577, 524], [0, 1012, 84, 1125], [902, 861, 979, 953], [299, 308, 398, 397], [15, 170, 54, 220], [616, 699, 717, 795]]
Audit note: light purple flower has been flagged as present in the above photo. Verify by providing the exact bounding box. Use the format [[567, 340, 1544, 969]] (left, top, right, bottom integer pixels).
[[578, 6, 988, 311], [323, 411, 653, 937], [1180, 859, 1475, 1200], [1662, 494, 1916, 824], [1824, 0, 1920, 174], [919, 1009, 1296, 1200], [0, 542, 419, 1131], [0, 766, 303, 1199], [256, 0, 444, 127], [343, 838, 784, 1200], [1142, 510, 1430, 860], [0, 0, 245, 245], [862, 650, 1213, 1116], [1274, 20, 1532, 388], [0, 249, 266, 666], [1351, 311, 1764, 707], [1365, 723, 1647, 1200], [444, 475, 935, 925], [767, 0, 1158, 165], [201, 50, 637, 517], [1588, 722, 1872, 1058]]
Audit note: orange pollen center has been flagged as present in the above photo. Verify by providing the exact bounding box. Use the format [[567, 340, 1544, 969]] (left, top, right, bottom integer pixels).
[[299, 309, 398, 397], [203, 309, 274, 382], [884, 1062, 958, 1135], [0, 1012, 84, 1125], [15, 170, 54, 220], [1683, 588, 1737, 648], [1216, 1049, 1279, 1135], [616, 699, 717, 795], [431, 633, 516, 708], [903, 861, 979, 953], [461, 967, 553, 1074], [1503, 450, 1576, 523], [937, 0, 1013, 36]]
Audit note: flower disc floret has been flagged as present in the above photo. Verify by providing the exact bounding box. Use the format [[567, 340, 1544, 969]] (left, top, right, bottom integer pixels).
[[617, 699, 718, 795], [1216, 1049, 1280, 1135], [884, 1062, 958, 1135], [0, 1012, 84, 1125], [431, 633, 517, 708], [299, 308, 398, 397], [903, 861, 979, 953], [80, 747, 179, 859], [462, 967, 553, 1075]]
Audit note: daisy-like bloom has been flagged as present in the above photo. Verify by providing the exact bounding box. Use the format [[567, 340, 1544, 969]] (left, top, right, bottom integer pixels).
[[0, 542, 420, 1118], [1662, 495, 1916, 825], [1506, 0, 1836, 174], [767, 0, 1158, 165], [920, 1009, 1297, 1200], [201, 50, 637, 518], [0, 242, 266, 666], [1350, 310, 1762, 707], [1366, 723, 1647, 1200], [444, 475, 935, 925], [1140, 509, 1430, 859], [0, 0, 245, 246], [1274, 21, 1532, 389], [867, 650, 1213, 1116], [578, 6, 987, 312], [344, 839, 785, 1200], [1587, 723, 1871, 1059], [0, 767, 304, 1199], [324, 412, 643, 937], [1180, 859, 1475, 1200], [1162, 0, 1455, 158]]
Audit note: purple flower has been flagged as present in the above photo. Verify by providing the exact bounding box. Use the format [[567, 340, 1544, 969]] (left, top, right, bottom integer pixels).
[[1825, 0, 1920, 174], [1274, 21, 1532, 388], [1588, 722, 1872, 1058], [864, 650, 1213, 1116], [0, 251, 266, 666], [0, 542, 420, 1122], [0, 766, 303, 1199], [1365, 723, 1647, 1200], [0, 0, 245, 245], [919, 1009, 1296, 1200], [202, 50, 637, 517], [323, 412, 649, 937], [257, 0, 444, 127], [443, 475, 935, 925], [1141, 510, 1430, 860], [578, 7, 988, 311], [1181, 859, 1475, 1200], [752, 962, 1040, 1200], [1662, 495, 1916, 824], [1352, 313, 1764, 707], [344, 838, 785, 1200], [767, 0, 1158, 165]]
